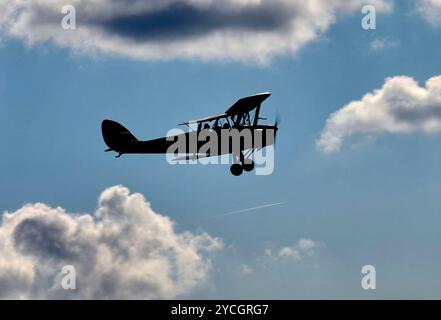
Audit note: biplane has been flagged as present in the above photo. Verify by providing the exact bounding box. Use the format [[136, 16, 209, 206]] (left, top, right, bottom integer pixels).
[[101, 92, 278, 176]]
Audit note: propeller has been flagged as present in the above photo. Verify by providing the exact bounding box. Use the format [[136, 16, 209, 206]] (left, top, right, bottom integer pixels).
[[274, 111, 281, 149], [275, 112, 281, 128]]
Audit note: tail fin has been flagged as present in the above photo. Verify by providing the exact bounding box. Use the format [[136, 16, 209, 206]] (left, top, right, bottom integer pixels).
[[101, 120, 138, 152]]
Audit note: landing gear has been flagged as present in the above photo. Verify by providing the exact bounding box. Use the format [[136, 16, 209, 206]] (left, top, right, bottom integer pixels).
[[230, 164, 243, 176], [230, 151, 255, 176]]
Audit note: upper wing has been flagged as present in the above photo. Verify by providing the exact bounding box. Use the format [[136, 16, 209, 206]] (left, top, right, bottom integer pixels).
[[226, 92, 271, 116], [178, 92, 271, 125], [179, 113, 228, 125]]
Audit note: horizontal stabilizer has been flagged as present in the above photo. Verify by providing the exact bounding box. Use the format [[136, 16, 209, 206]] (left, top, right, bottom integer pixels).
[[173, 154, 209, 161]]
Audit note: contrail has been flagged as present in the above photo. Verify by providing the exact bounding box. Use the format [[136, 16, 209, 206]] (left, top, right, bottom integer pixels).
[[207, 201, 286, 220]]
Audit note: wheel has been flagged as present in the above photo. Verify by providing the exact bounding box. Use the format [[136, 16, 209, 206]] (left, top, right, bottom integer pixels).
[[230, 164, 243, 176], [242, 160, 255, 172]]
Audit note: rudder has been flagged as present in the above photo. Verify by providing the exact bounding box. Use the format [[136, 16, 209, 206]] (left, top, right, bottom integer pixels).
[[101, 119, 138, 152]]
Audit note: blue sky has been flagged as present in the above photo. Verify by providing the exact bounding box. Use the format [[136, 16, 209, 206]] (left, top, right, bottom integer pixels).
[[2, 0, 441, 299]]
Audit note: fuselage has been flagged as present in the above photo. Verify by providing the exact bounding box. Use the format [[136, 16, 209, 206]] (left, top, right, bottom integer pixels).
[[103, 123, 277, 157]]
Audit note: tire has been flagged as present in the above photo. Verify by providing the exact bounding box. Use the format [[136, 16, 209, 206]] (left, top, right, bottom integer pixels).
[[242, 161, 255, 172], [230, 164, 243, 176]]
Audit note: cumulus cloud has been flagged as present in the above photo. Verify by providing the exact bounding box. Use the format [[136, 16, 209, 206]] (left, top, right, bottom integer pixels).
[[0, 0, 392, 63], [417, 0, 441, 26], [265, 238, 319, 261], [0, 185, 222, 299], [369, 37, 398, 51], [239, 264, 254, 275], [317, 75, 441, 153]]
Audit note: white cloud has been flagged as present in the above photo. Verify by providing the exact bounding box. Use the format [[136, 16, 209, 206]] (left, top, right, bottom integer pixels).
[[369, 37, 398, 51], [278, 238, 317, 260], [317, 75, 441, 153], [297, 238, 316, 251], [0, 185, 222, 299], [239, 264, 254, 275], [0, 0, 392, 64], [417, 0, 441, 26], [265, 238, 319, 261]]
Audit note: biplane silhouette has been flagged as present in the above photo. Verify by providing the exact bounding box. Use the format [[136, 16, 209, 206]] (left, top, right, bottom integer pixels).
[[101, 92, 278, 176]]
